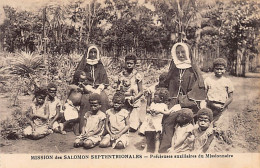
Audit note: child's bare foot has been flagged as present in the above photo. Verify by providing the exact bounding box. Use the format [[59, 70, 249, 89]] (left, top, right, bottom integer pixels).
[[61, 131, 67, 135]]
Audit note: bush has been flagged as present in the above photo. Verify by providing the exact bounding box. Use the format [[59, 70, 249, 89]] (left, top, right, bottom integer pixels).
[[0, 108, 30, 139]]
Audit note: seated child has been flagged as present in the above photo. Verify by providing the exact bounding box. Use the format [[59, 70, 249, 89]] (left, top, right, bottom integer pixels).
[[140, 88, 174, 153], [193, 108, 214, 153], [23, 88, 53, 139], [46, 83, 61, 132], [74, 93, 106, 149], [99, 92, 130, 149], [168, 108, 195, 153]]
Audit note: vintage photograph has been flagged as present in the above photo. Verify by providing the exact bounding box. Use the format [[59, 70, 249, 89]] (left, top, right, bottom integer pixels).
[[0, 0, 259, 166]]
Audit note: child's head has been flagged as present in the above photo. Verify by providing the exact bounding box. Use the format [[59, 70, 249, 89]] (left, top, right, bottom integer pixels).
[[47, 82, 57, 99], [89, 93, 102, 113], [73, 70, 87, 85], [125, 54, 137, 70], [34, 88, 47, 105], [154, 87, 169, 103], [157, 72, 168, 88], [197, 108, 213, 131], [112, 91, 125, 111], [213, 58, 227, 78], [176, 108, 194, 127]]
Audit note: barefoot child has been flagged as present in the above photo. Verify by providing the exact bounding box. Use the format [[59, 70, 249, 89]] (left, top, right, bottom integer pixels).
[[168, 108, 195, 153], [59, 71, 87, 134], [99, 92, 130, 149], [193, 108, 214, 153], [46, 83, 61, 132], [74, 93, 106, 149], [141, 88, 173, 153], [116, 54, 143, 132], [23, 88, 53, 139], [204, 58, 234, 142]]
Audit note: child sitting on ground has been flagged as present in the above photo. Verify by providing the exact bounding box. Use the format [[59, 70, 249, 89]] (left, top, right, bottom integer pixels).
[[46, 83, 61, 132], [168, 108, 195, 153], [23, 88, 53, 139], [99, 92, 130, 149], [74, 93, 106, 149], [193, 108, 214, 153], [204, 58, 234, 143]]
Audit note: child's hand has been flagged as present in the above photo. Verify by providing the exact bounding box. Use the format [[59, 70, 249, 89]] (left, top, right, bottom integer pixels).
[[111, 134, 116, 140], [32, 126, 36, 132], [114, 134, 121, 140], [220, 105, 226, 112], [186, 135, 195, 142], [130, 96, 135, 104], [167, 147, 174, 153]]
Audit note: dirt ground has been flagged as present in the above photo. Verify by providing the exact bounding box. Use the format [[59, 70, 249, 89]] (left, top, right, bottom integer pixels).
[[0, 74, 259, 154]]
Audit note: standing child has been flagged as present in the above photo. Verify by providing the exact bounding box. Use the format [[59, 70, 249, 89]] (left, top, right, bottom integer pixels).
[[23, 88, 52, 139], [59, 70, 88, 135], [99, 92, 130, 149], [116, 54, 143, 132], [168, 108, 195, 153], [204, 58, 234, 130], [74, 93, 106, 149], [193, 108, 214, 153], [141, 88, 172, 153]]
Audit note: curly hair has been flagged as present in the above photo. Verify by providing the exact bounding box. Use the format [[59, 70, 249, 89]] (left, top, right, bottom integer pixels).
[[197, 108, 213, 122], [154, 87, 170, 103], [213, 58, 227, 68], [73, 70, 87, 85], [89, 93, 101, 104], [112, 91, 125, 103], [34, 87, 48, 98], [47, 82, 57, 90], [125, 53, 137, 64], [176, 108, 194, 127]]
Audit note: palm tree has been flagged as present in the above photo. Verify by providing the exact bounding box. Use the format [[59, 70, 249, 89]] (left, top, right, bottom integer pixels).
[[2, 51, 43, 105]]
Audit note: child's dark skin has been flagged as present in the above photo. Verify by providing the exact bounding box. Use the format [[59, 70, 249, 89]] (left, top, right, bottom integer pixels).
[[197, 115, 214, 152], [212, 65, 233, 111], [124, 59, 143, 103], [81, 100, 104, 149], [47, 87, 60, 129], [29, 95, 49, 132]]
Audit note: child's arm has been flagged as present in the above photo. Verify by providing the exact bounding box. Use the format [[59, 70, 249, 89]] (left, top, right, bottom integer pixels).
[[86, 119, 105, 137], [114, 115, 130, 139], [131, 81, 143, 103], [202, 133, 214, 153], [172, 132, 192, 149], [28, 107, 35, 131], [105, 114, 113, 136], [49, 103, 61, 127], [222, 92, 233, 111]]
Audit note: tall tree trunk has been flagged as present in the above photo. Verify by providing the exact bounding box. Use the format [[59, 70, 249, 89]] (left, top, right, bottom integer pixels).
[[236, 47, 246, 76]]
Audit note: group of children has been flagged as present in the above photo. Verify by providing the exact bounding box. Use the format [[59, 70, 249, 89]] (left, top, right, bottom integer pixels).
[[22, 53, 234, 153]]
